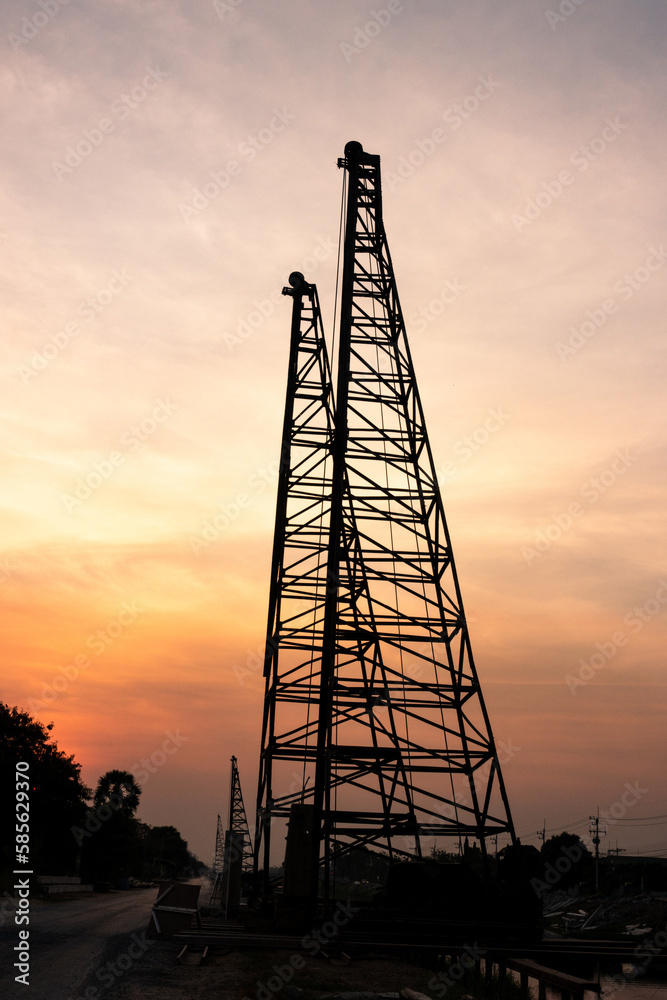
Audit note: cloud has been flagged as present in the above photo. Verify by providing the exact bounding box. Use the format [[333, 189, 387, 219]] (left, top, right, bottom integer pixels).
[[1, 0, 665, 861]]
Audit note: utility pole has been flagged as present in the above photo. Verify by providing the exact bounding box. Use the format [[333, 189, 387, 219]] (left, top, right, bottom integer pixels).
[[589, 809, 607, 890]]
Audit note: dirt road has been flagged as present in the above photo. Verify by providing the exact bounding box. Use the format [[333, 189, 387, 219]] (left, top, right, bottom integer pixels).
[[0, 889, 155, 1000]]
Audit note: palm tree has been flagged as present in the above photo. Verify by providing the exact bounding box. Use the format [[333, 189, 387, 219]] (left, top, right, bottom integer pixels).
[[93, 769, 141, 819]]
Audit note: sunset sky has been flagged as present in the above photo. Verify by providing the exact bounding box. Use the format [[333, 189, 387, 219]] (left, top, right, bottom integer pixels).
[[2, 0, 666, 866]]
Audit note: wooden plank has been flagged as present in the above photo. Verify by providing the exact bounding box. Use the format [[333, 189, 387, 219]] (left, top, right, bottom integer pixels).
[[148, 882, 202, 940], [153, 905, 197, 915], [43, 888, 78, 895], [176, 944, 209, 967], [508, 959, 600, 994], [36, 876, 82, 885]]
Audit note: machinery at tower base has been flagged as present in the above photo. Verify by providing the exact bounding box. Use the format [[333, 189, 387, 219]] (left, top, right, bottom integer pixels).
[[252, 141, 540, 938], [379, 845, 543, 943]]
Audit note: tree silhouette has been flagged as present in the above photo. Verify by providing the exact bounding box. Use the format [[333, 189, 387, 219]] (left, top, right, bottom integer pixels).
[[541, 831, 593, 889], [430, 845, 459, 864], [93, 769, 141, 818], [0, 703, 90, 877], [144, 825, 191, 877], [83, 770, 142, 882]]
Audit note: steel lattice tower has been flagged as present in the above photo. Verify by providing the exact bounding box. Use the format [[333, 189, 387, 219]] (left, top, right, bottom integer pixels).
[[209, 814, 225, 904], [254, 141, 515, 904], [211, 756, 253, 906], [227, 755, 253, 873]]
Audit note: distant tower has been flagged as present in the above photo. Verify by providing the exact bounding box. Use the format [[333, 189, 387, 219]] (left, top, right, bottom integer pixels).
[[254, 142, 516, 905], [227, 755, 253, 873], [209, 814, 225, 905], [211, 756, 253, 910]]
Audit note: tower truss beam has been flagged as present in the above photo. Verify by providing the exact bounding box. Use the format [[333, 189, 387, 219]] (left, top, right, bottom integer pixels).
[[254, 144, 516, 906]]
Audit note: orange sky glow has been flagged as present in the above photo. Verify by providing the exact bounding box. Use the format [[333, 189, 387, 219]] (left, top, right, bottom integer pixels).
[[1, 0, 666, 865]]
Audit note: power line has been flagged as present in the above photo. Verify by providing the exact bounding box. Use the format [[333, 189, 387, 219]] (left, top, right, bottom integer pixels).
[[516, 816, 589, 841], [608, 820, 667, 826], [601, 815, 667, 824], [517, 813, 666, 842]]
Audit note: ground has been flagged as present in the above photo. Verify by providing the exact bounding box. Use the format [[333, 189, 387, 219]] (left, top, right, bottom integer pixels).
[[108, 943, 444, 1000]]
